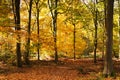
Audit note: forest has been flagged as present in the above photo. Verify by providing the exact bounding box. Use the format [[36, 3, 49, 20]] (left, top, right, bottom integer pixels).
[[0, 0, 120, 79]]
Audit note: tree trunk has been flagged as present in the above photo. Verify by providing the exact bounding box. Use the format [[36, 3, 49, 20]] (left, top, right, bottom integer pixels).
[[118, 0, 120, 59], [102, 30, 105, 59], [12, 0, 17, 25], [48, 0, 58, 63], [25, 0, 33, 65], [73, 24, 76, 60], [0, 0, 1, 4], [103, 0, 114, 76], [35, 0, 40, 60], [14, 0, 22, 67], [54, 0, 58, 63], [102, 0, 107, 60], [93, 0, 98, 63], [37, 8, 40, 61]]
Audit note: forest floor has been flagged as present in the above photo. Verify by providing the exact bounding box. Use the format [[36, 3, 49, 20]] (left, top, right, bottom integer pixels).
[[0, 58, 120, 80]]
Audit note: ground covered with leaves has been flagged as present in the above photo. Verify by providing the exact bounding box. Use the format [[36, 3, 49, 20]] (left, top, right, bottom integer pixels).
[[0, 58, 120, 80]]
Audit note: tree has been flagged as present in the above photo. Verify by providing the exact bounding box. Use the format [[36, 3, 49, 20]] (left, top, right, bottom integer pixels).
[[35, 0, 40, 60], [93, 0, 98, 63], [25, 0, 33, 65], [103, 0, 114, 76], [73, 24, 76, 60], [0, 0, 1, 4], [34, 0, 46, 60], [118, 0, 120, 58], [82, 0, 98, 63], [12, 0, 22, 67], [61, 0, 83, 60], [48, 0, 58, 62]]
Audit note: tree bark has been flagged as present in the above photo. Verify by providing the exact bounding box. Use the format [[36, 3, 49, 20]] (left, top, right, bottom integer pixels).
[[14, 0, 22, 67], [48, 0, 58, 63], [102, 30, 105, 59], [25, 0, 33, 65], [73, 24, 76, 60], [102, 0, 107, 60], [93, 0, 98, 63], [0, 0, 1, 4], [35, 0, 40, 60], [118, 0, 120, 59], [54, 0, 58, 63], [103, 0, 114, 76]]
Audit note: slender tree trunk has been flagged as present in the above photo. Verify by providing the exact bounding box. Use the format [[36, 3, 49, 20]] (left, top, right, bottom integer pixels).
[[25, 0, 33, 65], [37, 0, 40, 60], [118, 0, 120, 59], [93, 0, 98, 63], [73, 24, 76, 60], [12, 0, 16, 27], [54, 0, 58, 62], [37, 6, 40, 61], [0, 0, 1, 4], [14, 0, 22, 67], [103, 0, 114, 76], [102, 0, 107, 60], [102, 30, 105, 59], [35, 0, 40, 60], [48, 0, 58, 63]]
